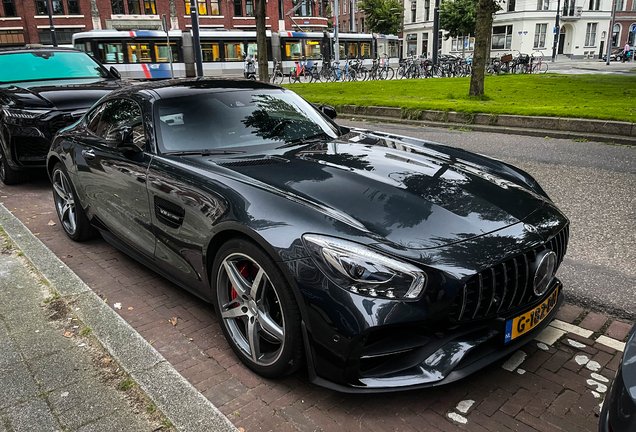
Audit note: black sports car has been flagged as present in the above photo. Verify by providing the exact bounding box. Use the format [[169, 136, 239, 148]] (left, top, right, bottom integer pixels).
[[599, 323, 635, 432], [0, 47, 124, 185], [47, 79, 569, 392]]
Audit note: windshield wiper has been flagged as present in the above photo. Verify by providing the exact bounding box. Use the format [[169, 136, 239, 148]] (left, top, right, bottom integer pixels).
[[164, 149, 246, 156], [275, 134, 331, 149]]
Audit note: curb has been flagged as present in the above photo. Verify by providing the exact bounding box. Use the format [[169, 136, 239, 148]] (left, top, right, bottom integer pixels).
[[0, 203, 237, 432], [337, 105, 636, 145]]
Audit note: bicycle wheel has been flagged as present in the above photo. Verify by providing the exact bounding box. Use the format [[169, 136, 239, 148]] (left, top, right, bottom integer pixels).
[[299, 70, 312, 83], [288, 73, 297, 84], [396, 65, 406, 79], [355, 68, 367, 81], [384, 67, 394, 80], [271, 71, 284, 85], [537, 63, 548, 73]]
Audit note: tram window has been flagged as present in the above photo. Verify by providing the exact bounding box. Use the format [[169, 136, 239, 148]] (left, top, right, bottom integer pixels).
[[98, 43, 124, 63], [389, 41, 399, 58], [225, 42, 243, 61], [304, 40, 321, 59], [246, 42, 258, 57], [347, 43, 358, 59], [361, 42, 371, 59], [201, 43, 221, 61], [338, 42, 345, 59], [284, 41, 301, 60], [155, 43, 178, 62], [128, 44, 152, 63]]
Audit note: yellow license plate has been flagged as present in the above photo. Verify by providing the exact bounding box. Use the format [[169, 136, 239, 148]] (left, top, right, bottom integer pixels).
[[504, 286, 559, 343]]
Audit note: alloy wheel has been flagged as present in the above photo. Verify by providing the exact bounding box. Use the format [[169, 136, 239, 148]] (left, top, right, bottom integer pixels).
[[217, 253, 285, 367], [52, 169, 77, 235]]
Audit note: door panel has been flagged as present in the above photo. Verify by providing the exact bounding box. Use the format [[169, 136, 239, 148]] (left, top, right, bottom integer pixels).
[[146, 156, 227, 297]]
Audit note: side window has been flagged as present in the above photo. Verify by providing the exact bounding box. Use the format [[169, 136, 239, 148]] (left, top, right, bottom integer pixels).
[[86, 104, 104, 134], [97, 99, 146, 148]]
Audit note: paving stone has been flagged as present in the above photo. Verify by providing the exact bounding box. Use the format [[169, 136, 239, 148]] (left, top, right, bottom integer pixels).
[[0, 334, 22, 369], [578, 312, 608, 332], [555, 304, 584, 323], [48, 378, 128, 430], [605, 321, 633, 341], [75, 410, 154, 432], [11, 328, 75, 360], [0, 361, 39, 410], [29, 349, 97, 392], [6, 399, 60, 432]]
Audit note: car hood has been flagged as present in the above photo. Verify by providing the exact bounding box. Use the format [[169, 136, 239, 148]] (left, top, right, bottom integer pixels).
[[1, 78, 123, 111], [191, 132, 551, 250]]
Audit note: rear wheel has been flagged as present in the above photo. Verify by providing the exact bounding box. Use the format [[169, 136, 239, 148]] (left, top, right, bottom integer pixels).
[[213, 238, 303, 378], [0, 147, 28, 185], [299, 70, 313, 84], [51, 162, 97, 241]]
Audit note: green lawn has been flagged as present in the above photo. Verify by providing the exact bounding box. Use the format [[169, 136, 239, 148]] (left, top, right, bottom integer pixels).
[[286, 74, 636, 123]]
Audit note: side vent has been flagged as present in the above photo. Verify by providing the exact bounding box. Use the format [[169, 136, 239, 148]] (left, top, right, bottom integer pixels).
[[216, 156, 288, 168], [154, 196, 185, 229]]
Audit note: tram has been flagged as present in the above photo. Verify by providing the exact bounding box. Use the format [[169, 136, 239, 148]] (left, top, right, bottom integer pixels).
[[72, 30, 400, 79]]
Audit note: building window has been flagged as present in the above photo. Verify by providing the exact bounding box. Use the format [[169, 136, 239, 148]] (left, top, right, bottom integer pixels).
[[537, 0, 548, 9], [39, 28, 80, 44], [632, 0, 636, 10], [233, 0, 242, 16], [491, 25, 512, 49], [612, 23, 620, 46], [35, 0, 64, 14], [424, 0, 429, 20], [2, 0, 17, 17], [0, 30, 24, 45], [615, 0, 625, 9], [563, 0, 575, 15], [298, 0, 313, 16], [111, 0, 125, 14], [588, 0, 600, 9], [508, 0, 515, 11], [210, 0, 219, 14], [585, 22, 597, 46], [186, 0, 207, 14], [406, 33, 417, 56], [360, 17, 364, 32], [411, 1, 416, 23], [67, 0, 79, 13], [245, 0, 253, 15], [127, 0, 141, 14], [534, 23, 547, 48], [143, 0, 155, 14]]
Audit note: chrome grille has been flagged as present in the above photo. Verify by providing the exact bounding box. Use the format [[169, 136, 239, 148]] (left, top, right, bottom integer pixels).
[[450, 225, 569, 322]]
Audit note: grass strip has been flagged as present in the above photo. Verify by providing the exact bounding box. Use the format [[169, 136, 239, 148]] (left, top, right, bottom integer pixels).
[[285, 74, 636, 123]]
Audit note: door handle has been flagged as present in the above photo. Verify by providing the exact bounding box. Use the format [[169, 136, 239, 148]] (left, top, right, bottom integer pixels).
[[81, 149, 95, 160]]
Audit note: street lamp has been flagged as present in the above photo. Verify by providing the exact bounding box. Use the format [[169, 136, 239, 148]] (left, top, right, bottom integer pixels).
[[551, 0, 561, 62], [605, 0, 617, 66], [46, 0, 57, 47]]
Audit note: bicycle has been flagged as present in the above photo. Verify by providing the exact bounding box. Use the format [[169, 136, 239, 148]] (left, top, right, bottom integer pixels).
[[288, 56, 313, 84], [270, 58, 284, 84]]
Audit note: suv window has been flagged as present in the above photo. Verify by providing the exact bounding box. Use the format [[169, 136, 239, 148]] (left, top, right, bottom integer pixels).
[[95, 99, 145, 148]]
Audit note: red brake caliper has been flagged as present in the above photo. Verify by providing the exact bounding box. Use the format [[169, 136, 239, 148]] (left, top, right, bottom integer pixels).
[[230, 263, 250, 309]]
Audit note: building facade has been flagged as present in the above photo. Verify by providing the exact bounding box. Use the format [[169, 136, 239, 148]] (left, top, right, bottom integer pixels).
[[0, 0, 329, 46], [332, 0, 366, 33], [402, 0, 632, 59]]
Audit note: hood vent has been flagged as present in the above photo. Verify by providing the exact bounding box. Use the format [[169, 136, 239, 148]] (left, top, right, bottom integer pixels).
[[216, 156, 288, 168]]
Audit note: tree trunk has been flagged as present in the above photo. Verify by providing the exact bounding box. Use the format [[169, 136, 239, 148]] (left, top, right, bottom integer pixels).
[[255, 0, 269, 81], [469, 0, 495, 96]]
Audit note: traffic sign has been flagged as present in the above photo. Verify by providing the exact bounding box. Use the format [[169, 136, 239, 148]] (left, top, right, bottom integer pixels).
[[631, 24, 636, 33]]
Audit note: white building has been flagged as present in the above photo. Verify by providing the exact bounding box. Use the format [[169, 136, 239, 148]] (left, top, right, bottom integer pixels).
[[403, 0, 612, 59]]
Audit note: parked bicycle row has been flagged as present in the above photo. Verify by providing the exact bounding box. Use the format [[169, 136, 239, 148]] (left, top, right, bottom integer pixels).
[[263, 50, 548, 84]]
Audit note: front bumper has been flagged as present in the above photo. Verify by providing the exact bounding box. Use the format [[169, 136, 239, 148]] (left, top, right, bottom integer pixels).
[[1, 111, 81, 170], [301, 280, 563, 393]]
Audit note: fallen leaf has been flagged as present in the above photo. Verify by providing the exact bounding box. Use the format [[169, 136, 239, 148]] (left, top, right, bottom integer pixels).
[[47, 220, 56, 226], [238, 428, 245, 432], [168, 317, 178, 326], [63, 332, 73, 338], [159, 320, 164, 324], [31, 216, 36, 219], [103, 358, 112, 363], [127, 307, 133, 310], [1, 196, 7, 198], [33, 233, 40, 236], [150, 340, 155, 345]]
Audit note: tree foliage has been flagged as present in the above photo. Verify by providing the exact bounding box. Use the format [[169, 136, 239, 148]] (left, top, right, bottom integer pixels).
[[357, 0, 403, 35], [439, 0, 477, 39]]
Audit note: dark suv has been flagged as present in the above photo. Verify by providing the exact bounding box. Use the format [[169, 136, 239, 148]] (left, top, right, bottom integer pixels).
[[0, 47, 125, 184]]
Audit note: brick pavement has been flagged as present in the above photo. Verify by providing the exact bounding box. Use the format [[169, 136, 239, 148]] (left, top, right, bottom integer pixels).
[[1, 178, 632, 432]]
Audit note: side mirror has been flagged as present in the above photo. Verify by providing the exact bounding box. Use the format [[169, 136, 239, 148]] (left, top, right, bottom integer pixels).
[[320, 105, 338, 120], [109, 66, 121, 80]]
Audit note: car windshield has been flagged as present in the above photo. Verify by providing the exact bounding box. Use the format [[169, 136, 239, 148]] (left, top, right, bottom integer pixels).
[[0, 51, 109, 83], [155, 89, 339, 154]]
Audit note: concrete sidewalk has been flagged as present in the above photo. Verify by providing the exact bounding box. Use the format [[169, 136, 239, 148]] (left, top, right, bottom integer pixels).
[[0, 244, 169, 431]]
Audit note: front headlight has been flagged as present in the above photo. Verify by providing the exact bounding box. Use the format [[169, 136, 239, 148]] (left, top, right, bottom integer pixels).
[[302, 234, 427, 300], [2, 108, 51, 124]]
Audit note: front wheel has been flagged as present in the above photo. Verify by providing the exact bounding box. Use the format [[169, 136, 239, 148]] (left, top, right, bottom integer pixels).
[[51, 162, 97, 241], [213, 238, 303, 378], [271, 71, 284, 85], [0, 147, 28, 185]]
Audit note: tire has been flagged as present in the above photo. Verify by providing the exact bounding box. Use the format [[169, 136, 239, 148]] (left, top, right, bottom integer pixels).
[[212, 238, 303, 378], [0, 146, 28, 185], [51, 162, 97, 241], [385, 66, 395, 80], [299, 70, 312, 84], [272, 72, 284, 85]]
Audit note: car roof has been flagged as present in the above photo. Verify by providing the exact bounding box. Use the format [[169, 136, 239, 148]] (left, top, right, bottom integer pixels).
[[110, 78, 284, 100], [0, 46, 81, 54]]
